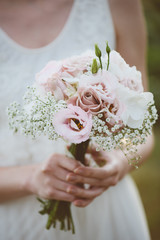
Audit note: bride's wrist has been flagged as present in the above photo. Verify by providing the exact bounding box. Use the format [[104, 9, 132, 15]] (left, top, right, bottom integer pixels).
[[20, 164, 37, 195]]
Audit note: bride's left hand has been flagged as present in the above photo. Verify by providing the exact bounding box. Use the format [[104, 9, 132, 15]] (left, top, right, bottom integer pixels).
[[66, 147, 131, 207]]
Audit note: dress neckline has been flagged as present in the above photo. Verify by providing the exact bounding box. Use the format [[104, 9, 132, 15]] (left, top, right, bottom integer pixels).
[[0, 0, 76, 54]]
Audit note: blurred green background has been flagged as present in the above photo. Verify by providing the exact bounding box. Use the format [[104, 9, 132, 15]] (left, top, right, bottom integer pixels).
[[131, 1, 160, 239]]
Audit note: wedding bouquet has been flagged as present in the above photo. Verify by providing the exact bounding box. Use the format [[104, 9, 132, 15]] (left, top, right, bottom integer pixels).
[[7, 42, 158, 234]]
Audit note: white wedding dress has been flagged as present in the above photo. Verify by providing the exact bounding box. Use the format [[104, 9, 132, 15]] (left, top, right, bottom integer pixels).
[[0, 0, 151, 239]]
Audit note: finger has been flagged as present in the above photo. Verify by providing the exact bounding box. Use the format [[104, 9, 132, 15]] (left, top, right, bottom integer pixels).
[[73, 198, 94, 207], [66, 185, 104, 199], [73, 165, 115, 179], [43, 188, 76, 202], [53, 167, 71, 182], [57, 154, 83, 172], [47, 177, 76, 193], [66, 173, 102, 186], [104, 175, 119, 187], [67, 169, 119, 188]]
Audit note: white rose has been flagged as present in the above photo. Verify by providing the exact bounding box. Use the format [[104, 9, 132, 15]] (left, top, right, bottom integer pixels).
[[121, 66, 143, 92], [108, 50, 143, 92], [116, 84, 154, 129]]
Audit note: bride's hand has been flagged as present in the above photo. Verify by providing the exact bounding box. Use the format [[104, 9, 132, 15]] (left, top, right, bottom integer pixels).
[[26, 153, 103, 203], [66, 148, 131, 207]]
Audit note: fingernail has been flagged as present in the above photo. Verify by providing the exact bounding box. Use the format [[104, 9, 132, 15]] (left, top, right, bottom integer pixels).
[[68, 175, 76, 181], [74, 167, 83, 174], [74, 200, 83, 206], [67, 187, 76, 194]]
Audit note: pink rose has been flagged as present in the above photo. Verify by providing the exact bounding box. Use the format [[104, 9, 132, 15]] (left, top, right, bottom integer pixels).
[[78, 70, 118, 90], [36, 61, 75, 100], [36, 61, 62, 86], [69, 86, 105, 114], [62, 52, 93, 78], [52, 104, 92, 144], [69, 71, 118, 114]]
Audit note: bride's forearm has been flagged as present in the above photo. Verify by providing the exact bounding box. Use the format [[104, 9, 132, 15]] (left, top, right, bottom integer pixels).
[[0, 165, 34, 203]]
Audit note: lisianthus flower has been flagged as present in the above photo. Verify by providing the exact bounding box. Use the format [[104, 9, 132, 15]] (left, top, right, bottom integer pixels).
[[52, 104, 92, 143]]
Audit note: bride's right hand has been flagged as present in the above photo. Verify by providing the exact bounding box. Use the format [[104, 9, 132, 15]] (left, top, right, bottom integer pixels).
[[26, 153, 82, 202]]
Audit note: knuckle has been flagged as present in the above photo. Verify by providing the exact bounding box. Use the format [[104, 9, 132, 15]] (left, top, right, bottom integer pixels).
[[42, 163, 50, 173], [52, 153, 60, 159], [78, 201, 87, 208], [67, 186, 76, 194], [67, 195, 75, 202], [42, 160, 53, 173], [110, 177, 118, 186], [81, 202, 88, 207], [45, 188, 55, 199], [43, 153, 62, 173], [73, 162, 81, 170], [44, 176, 53, 187], [94, 190, 102, 197], [97, 190, 103, 196], [112, 163, 118, 173], [49, 153, 61, 164], [83, 169, 91, 177], [79, 176, 85, 183], [101, 180, 107, 187], [101, 171, 108, 179]]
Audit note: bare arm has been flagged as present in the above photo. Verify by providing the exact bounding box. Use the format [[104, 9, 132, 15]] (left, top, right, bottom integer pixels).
[[0, 165, 32, 202]]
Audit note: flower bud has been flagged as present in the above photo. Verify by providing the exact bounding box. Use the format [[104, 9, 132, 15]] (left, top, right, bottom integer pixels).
[[91, 58, 98, 74], [95, 44, 102, 58], [106, 41, 111, 54]]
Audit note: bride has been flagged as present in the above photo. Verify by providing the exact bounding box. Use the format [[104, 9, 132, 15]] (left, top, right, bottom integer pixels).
[[0, 0, 152, 239]]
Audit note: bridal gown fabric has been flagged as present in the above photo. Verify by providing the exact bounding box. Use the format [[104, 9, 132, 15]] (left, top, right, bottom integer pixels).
[[0, 0, 151, 239]]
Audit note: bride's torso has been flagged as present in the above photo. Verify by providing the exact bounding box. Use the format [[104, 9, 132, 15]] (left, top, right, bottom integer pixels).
[[0, 0, 115, 166], [0, 2, 152, 240]]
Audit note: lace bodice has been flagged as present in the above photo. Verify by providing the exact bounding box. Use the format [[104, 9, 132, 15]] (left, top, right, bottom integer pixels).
[[0, 0, 115, 166]]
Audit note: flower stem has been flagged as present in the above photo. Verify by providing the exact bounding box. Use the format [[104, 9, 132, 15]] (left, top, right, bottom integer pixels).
[[99, 57, 103, 70], [69, 139, 90, 164], [46, 201, 59, 229]]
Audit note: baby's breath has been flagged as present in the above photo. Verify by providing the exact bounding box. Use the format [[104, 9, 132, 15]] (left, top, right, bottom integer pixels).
[[90, 103, 158, 166], [7, 86, 67, 141]]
